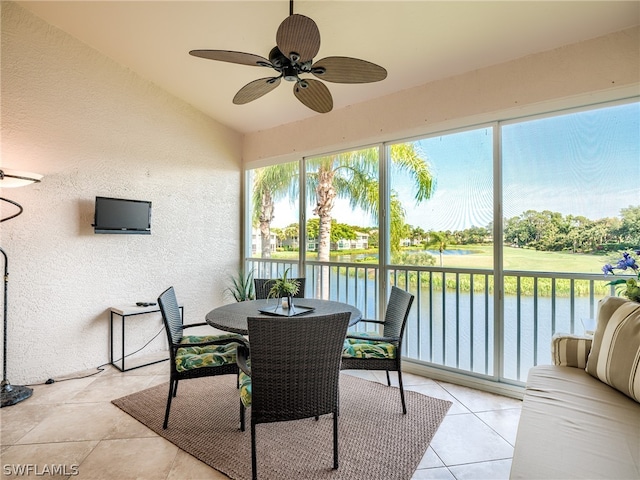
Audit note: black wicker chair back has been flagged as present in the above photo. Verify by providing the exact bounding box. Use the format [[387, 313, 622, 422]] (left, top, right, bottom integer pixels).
[[382, 285, 414, 340], [238, 312, 350, 479], [157, 286, 245, 429], [159, 286, 184, 346], [253, 277, 306, 300], [341, 286, 414, 414]]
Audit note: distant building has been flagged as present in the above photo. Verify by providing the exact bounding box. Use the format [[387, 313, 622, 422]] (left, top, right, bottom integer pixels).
[[276, 231, 371, 253], [332, 232, 369, 250], [307, 238, 318, 251], [282, 236, 299, 250]]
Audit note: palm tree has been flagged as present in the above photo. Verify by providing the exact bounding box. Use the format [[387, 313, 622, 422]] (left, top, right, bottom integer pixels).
[[251, 163, 298, 258], [424, 231, 451, 267], [306, 144, 434, 296], [390, 194, 410, 258], [307, 144, 433, 258]]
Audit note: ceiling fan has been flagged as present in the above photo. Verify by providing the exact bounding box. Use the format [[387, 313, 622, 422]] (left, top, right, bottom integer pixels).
[[189, 0, 387, 114]]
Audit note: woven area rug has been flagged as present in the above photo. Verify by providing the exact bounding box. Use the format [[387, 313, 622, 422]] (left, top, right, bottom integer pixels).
[[112, 374, 451, 480]]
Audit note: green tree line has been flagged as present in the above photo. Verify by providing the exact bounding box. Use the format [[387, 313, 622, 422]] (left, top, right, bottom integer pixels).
[[273, 205, 639, 257], [503, 205, 639, 253]]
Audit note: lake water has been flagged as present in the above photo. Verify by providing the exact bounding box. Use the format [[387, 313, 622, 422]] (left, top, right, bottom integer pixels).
[[335, 248, 473, 262], [313, 268, 595, 383], [422, 249, 473, 255]]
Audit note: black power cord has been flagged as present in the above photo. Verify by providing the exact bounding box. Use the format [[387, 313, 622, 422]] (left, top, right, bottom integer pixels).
[[28, 327, 165, 386]]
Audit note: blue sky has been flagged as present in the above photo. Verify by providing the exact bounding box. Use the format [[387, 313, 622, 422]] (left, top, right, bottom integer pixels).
[[396, 127, 493, 232], [272, 101, 639, 231], [396, 101, 639, 232]]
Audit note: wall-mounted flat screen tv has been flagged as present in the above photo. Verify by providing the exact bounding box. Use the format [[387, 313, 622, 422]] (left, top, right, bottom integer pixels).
[[93, 196, 151, 234]]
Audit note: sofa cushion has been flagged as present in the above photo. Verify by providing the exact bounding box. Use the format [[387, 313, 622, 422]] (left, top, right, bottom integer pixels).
[[551, 334, 592, 368], [510, 364, 640, 479], [586, 296, 640, 403]]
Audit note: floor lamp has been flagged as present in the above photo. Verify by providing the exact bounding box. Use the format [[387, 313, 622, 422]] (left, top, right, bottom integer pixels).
[[1, 169, 43, 408]]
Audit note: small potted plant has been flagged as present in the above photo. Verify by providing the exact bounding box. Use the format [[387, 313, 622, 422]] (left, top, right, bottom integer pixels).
[[602, 250, 640, 303], [267, 268, 300, 309], [224, 269, 255, 302]]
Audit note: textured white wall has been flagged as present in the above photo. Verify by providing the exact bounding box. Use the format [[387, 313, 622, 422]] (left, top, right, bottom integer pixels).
[[1, 2, 243, 384], [243, 26, 640, 166]]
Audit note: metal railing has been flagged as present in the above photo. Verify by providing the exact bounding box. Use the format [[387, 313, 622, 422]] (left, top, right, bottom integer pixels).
[[246, 257, 615, 384]]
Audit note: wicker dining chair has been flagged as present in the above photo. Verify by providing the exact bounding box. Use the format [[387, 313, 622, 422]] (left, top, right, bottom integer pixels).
[[157, 286, 247, 429], [253, 277, 306, 300], [236, 312, 351, 480], [341, 286, 415, 414]]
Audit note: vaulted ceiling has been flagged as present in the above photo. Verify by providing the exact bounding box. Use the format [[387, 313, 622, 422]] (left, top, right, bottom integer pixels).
[[18, 1, 640, 134]]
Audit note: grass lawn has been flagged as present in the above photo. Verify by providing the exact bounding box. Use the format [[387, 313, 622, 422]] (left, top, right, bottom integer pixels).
[[269, 245, 623, 296], [442, 245, 607, 274], [272, 244, 611, 275]]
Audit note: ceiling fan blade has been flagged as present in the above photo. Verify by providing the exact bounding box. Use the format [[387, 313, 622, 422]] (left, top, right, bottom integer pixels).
[[276, 14, 321, 63], [233, 77, 282, 105], [293, 79, 332, 113], [189, 50, 271, 67], [312, 56, 387, 84]]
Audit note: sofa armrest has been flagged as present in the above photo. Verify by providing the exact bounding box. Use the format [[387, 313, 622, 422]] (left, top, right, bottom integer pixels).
[[551, 333, 593, 368]]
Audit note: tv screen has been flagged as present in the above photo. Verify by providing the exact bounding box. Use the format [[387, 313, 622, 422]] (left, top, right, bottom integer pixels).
[[93, 196, 151, 234]]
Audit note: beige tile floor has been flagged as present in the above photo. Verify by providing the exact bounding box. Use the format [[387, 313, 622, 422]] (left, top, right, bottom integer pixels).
[[1, 359, 522, 480]]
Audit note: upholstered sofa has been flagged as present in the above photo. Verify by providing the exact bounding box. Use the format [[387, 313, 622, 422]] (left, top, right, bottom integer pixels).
[[510, 296, 640, 479]]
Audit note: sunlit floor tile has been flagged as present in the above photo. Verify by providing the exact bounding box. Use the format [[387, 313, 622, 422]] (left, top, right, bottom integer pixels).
[[475, 407, 522, 446], [448, 458, 513, 480], [1, 441, 98, 480], [411, 466, 456, 479], [429, 413, 513, 466], [26, 377, 98, 406], [167, 449, 231, 480], [405, 383, 471, 415], [148, 373, 171, 387], [68, 374, 157, 403], [437, 382, 522, 412], [371, 370, 439, 387], [75, 437, 178, 480], [417, 447, 445, 469], [16, 402, 140, 444], [1, 402, 57, 445]]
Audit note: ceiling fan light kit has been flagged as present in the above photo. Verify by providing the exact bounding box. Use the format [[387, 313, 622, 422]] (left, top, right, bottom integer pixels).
[[189, 2, 387, 114]]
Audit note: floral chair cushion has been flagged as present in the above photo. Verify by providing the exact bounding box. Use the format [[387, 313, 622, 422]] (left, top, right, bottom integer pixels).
[[344, 331, 383, 345], [342, 332, 397, 360], [175, 333, 244, 373], [239, 369, 252, 408]]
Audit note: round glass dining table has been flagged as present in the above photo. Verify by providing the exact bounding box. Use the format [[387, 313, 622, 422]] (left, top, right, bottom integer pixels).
[[205, 298, 362, 335]]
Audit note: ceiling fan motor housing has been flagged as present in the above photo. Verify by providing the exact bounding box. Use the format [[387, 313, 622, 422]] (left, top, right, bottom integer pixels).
[[283, 65, 298, 82]]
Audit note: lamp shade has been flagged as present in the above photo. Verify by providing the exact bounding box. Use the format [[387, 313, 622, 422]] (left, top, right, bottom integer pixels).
[[0, 169, 43, 188]]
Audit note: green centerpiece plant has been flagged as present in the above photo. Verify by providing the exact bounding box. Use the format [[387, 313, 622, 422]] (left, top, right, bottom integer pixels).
[[268, 268, 300, 309]]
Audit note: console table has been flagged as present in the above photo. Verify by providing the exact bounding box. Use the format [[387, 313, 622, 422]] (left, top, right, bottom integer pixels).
[[110, 303, 182, 372]]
